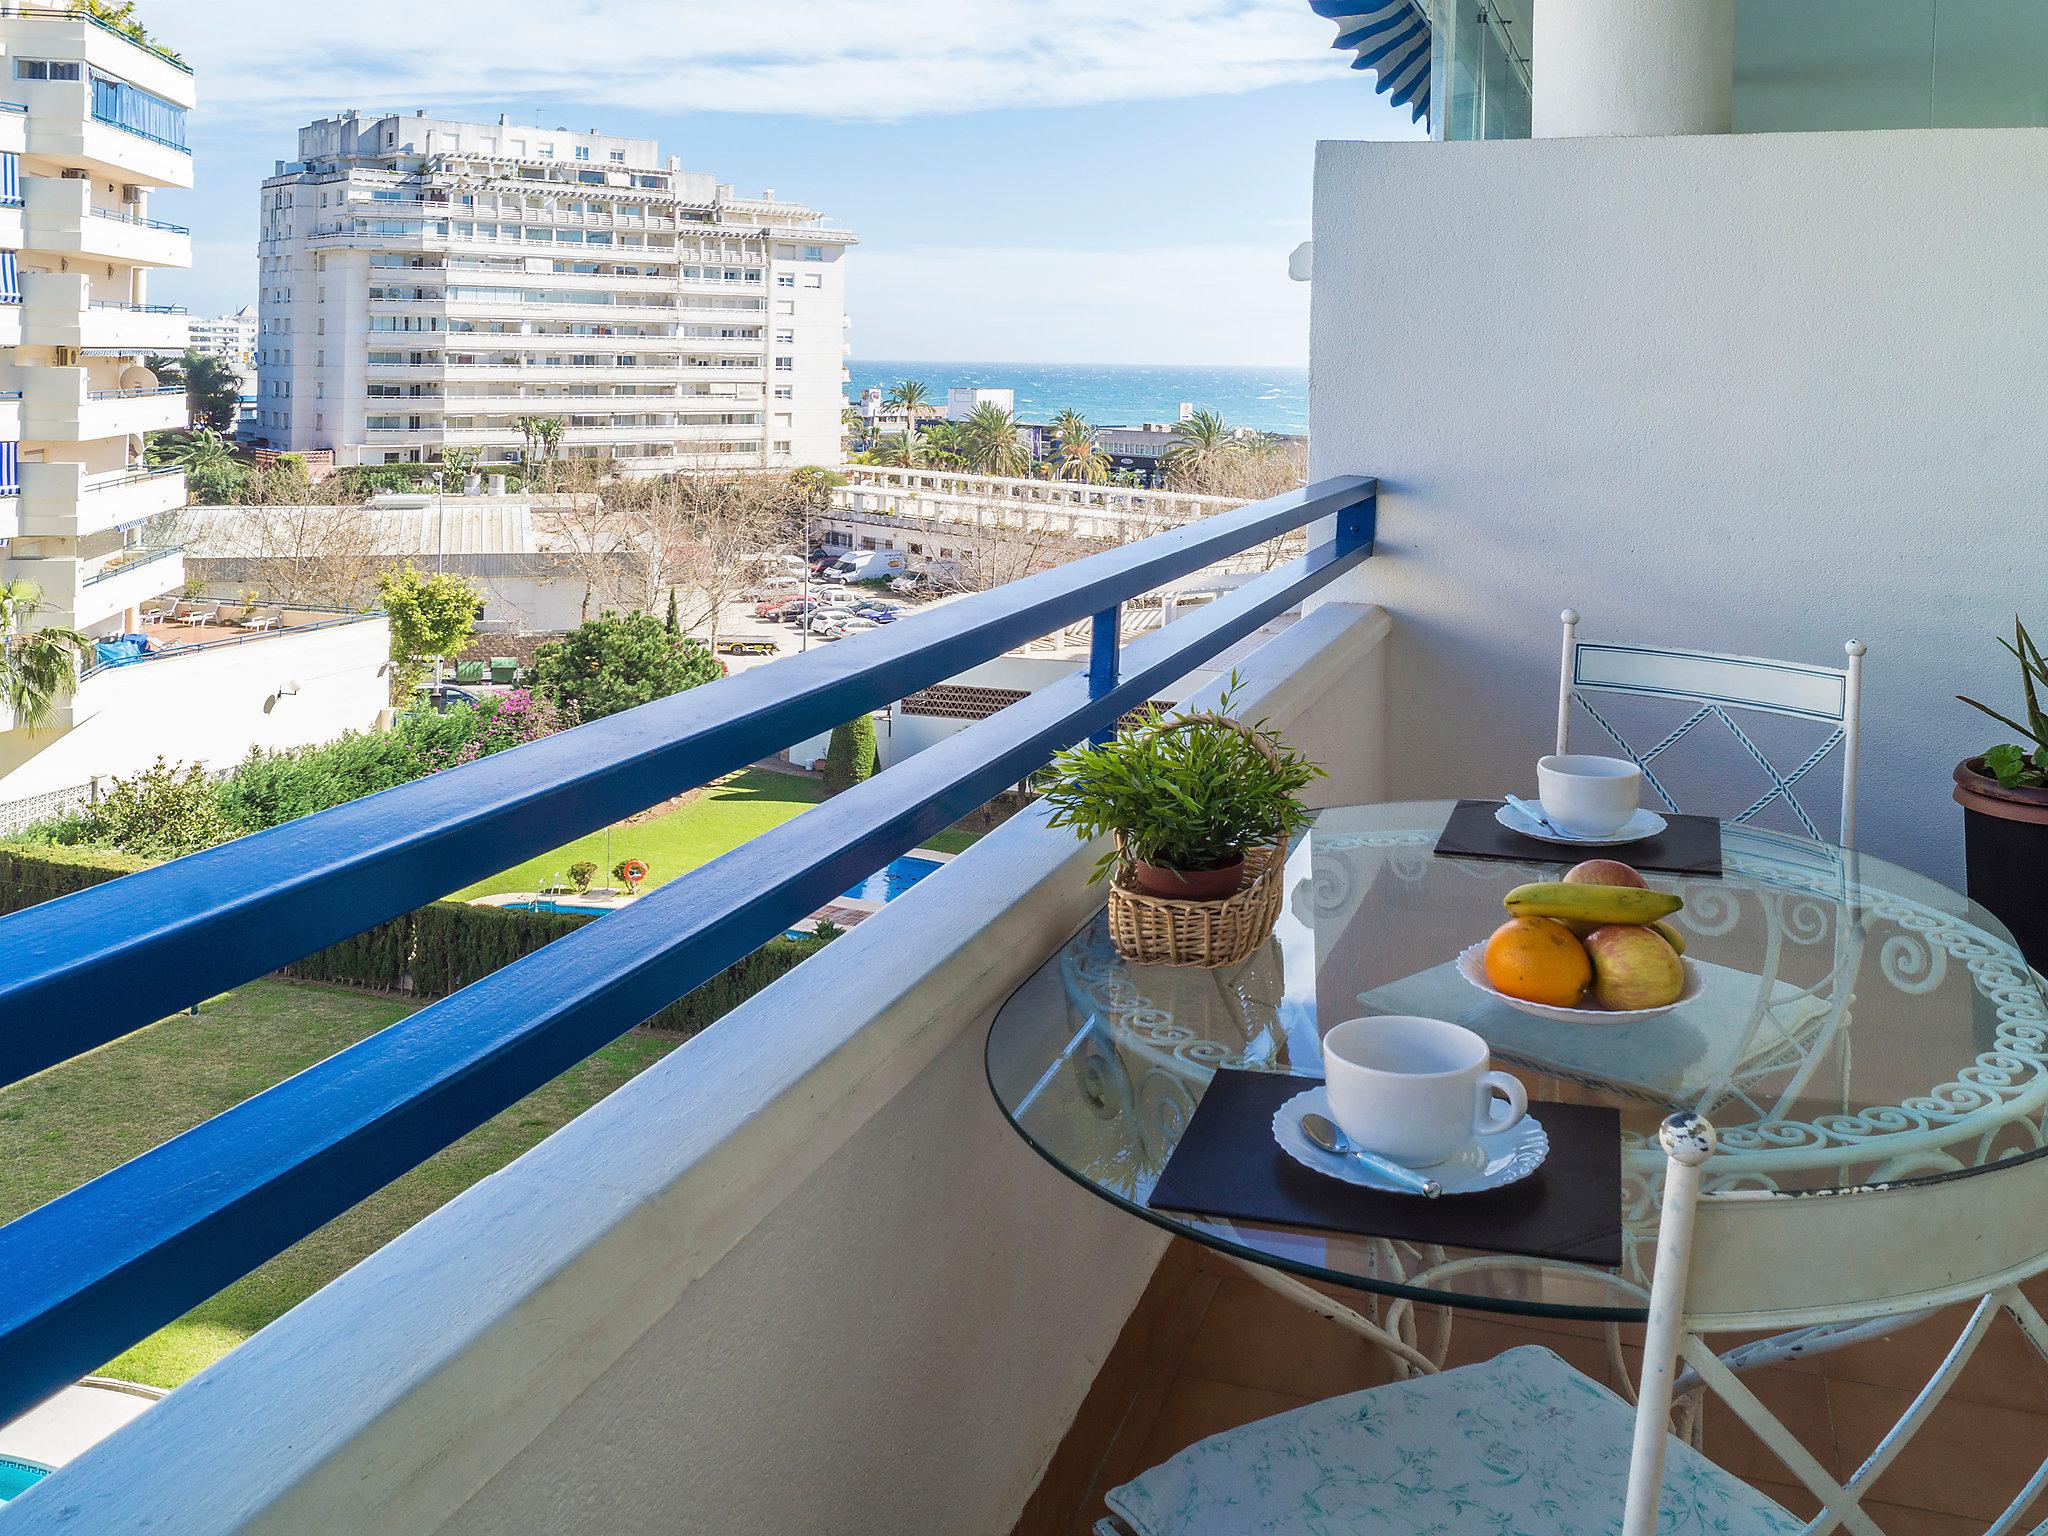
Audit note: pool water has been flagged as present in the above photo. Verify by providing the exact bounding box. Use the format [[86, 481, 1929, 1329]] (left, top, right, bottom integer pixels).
[[0, 1457, 50, 1502], [518, 855, 945, 920]]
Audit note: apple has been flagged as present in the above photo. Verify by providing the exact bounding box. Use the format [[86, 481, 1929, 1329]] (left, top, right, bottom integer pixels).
[[1584, 924, 1685, 1010], [1564, 859, 1648, 889]]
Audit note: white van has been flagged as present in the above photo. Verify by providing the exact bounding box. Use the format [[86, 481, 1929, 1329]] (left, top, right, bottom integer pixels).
[[823, 549, 910, 583]]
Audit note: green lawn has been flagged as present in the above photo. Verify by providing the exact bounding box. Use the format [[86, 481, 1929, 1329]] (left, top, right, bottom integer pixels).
[[451, 765, 988, 898], [453, 766, 829, 899], [0, 979, 676, 1388]]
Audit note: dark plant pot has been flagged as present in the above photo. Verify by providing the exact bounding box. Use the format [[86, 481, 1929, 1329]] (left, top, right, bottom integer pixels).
[[1130, 855, 1246, 901], [1954, 758, 2048, 975]]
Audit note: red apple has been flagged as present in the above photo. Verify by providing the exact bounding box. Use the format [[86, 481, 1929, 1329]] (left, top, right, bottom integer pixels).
[[1584, 925, 1685, 1010], [1564, 859, 1648, 889]]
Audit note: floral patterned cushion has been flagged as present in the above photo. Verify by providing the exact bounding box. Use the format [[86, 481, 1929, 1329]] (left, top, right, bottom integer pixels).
[[1103, 1345, 1803, 1536]]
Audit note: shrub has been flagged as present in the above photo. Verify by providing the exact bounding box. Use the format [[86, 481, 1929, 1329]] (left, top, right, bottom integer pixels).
[[568, 860, 598, 891], [0, 842, 150, 914], [823, 714, 878, 795], [75, 758, 241, 860], [530, 611, 722, 723]]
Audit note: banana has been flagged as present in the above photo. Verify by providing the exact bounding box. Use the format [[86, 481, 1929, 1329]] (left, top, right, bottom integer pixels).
[[1503, 882, 1682, 926], [1650, 919, 1687, 956]]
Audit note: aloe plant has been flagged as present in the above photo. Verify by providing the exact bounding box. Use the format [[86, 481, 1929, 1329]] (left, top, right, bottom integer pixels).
[[1958, 616, 2048, 789]]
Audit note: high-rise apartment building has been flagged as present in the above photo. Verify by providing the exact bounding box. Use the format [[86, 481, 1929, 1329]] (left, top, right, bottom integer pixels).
[[255, 112, 854, 474], [0, 1, 192, 642]]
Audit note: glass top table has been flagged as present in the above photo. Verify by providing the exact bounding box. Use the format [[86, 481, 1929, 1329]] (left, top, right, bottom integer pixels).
[[986, 801, 2048, 1323]]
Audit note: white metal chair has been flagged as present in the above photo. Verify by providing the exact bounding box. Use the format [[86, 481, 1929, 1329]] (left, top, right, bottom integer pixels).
[[1094, 1112, 2048, 1535], [1555, 610, 1866, 847]]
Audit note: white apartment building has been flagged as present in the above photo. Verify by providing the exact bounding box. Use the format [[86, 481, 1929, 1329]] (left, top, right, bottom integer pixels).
[[187, 304, 255, 427], [0, 1, 192, 643], [254, 111, 854, 475]]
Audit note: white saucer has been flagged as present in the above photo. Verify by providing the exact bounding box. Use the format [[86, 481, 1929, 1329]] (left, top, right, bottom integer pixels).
[[1455, 941, 1703, 1025], [1271, 1085, 1549, 1197], [1496, 800, 1668, 848]]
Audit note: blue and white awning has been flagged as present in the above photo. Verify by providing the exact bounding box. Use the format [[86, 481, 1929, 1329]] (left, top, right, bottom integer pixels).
[[0, 252, 18, 306], [0, 442, 20, 499], [0, 151, 18, 207], [1309, 0, 1433, 124]]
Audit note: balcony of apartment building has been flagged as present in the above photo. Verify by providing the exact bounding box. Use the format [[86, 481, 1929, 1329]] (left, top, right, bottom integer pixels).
[[436, 293, 684, 324], [5, 21, 2048, 1536], [6, 17, 192, 191], [7, 534, 180, 634], [17, 459, 183, 540], [20, 270, 185, 351], [21, 173, 190, 267], [21, 364, 184, 442]]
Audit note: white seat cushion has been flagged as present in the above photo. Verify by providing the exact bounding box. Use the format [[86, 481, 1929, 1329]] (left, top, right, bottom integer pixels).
[[1104, 1345, 1802, 1535]]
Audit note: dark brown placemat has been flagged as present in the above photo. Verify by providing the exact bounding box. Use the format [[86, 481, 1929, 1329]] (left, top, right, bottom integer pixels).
[[1433, 798, 1723, 877], [1147, 1070, 1623, 1267]]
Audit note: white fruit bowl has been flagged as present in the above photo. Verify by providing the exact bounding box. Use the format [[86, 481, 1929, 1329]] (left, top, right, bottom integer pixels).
[[1455, 941, 1703, 1026]]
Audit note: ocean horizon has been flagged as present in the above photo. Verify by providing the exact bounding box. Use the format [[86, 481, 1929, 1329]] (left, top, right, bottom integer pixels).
[[847, 359, 1309, 437]]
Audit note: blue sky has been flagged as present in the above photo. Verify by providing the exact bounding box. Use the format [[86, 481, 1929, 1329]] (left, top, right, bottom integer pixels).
[[141, 1, 1422, 365]]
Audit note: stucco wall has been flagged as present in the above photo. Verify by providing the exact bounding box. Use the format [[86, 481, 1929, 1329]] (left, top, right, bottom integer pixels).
[[0, 618, 390, 800], [1308, 127, 2048, 884]]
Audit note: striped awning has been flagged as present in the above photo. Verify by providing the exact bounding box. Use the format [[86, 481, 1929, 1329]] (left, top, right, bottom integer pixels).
[[0, 252, 18, 306], [1308, 0, 1433, 124], [0, 442, 19, 499], [0, 151, 18, 206]]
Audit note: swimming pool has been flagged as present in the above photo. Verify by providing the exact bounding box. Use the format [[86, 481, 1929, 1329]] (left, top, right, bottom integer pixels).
[[516, 855, 946, 919], [0, 1457, 49, 1502]]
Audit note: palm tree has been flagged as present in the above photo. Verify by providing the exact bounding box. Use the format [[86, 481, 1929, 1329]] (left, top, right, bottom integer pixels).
[[840, 404, 866, 449], [437, 446, 480, 493], [920, 420, 966, 468], [960, 402, 1029, 477], [1161, 409, 1242, 493], [874, 429, 929, 468], [0, 580, 90, 729], [884, 379, 935, 432], [1048, 410, 1110, 483]]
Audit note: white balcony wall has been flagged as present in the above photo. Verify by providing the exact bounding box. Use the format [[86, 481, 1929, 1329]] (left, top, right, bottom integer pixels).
[[23, 175, 190, 268], [0, 107, 25, 157], [22, 366, 184, 440], [22, 270, 186, 350], [0, 615, 388, 797], [19, 461, 185, 539], [3, 603, 1389, 1536], [5, 545, 180, 632], [1307, 128, 2048, 886]]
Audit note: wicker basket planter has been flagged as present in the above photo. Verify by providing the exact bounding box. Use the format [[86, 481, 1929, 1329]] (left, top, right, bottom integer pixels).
[[1108, 842, 1284, 969]]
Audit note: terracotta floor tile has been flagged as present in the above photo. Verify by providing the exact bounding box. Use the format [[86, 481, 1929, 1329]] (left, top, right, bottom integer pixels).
[[1695, 1366, 1840, 1490], [1857, 1499, 2014, 1536], [1176, 1276, 1400, 1401], [1439, 1310, 1624, 1386], [1745, 1478, 1822, 1523], [1128, 1374, 1311, 1476], [1765, 1303, 2048, 1415], [1829, 1378, 2048, 1521]]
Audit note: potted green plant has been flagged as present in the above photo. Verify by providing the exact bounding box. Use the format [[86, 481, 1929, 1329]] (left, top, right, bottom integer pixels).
[[1041, 684, 1322, 901], [1955, 616, 2048, 970]]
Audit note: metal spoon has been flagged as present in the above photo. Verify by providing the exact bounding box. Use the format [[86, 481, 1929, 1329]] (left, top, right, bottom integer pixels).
[[1302, 1113, 1442, 1198], [1503, 793, 1582, 841]]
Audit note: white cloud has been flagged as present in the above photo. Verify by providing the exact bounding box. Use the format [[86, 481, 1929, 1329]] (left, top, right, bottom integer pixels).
[[851, 244, 1309, 366], [146, 0, 1340, 121]]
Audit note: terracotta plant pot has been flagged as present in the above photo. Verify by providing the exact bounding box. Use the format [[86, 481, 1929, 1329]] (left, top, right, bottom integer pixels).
[[1129, 855, 1246, 902], [1954, 757, 2048, 973]]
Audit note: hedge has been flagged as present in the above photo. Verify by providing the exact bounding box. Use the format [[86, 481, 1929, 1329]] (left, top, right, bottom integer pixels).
[[0, 845, 826, 1038]]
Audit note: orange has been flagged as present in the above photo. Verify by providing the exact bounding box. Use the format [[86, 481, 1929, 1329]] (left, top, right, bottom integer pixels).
[[1483, 916, 1593, 1006]]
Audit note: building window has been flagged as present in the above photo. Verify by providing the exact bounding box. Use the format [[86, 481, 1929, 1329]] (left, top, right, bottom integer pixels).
[[776, 274, 795, 289], [775, 330, 794, 344], [575, 145, 590, 161], [803, 273, 822, 289], [776, 299, 795, 316], [774, 356, 793, 371], [773, 386, 792, 400], [774, 440, 792, 453], [90, 71, 189, 151], [803, 245, 823, 261], [610, 151, 625, 163], [13, 59, 81, 81]]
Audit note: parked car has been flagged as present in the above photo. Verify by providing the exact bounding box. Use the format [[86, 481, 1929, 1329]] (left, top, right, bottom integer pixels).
[[823, 616, 882, 639], [410, 683, 480, 715], [754, 597, 805, 619]]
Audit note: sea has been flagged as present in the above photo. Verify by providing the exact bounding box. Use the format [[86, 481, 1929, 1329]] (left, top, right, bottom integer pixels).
[[846, 360, 1310, 438]]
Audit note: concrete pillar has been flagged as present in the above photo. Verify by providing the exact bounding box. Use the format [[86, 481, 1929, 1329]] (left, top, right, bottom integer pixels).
[[1533, 0, 1732, 139]]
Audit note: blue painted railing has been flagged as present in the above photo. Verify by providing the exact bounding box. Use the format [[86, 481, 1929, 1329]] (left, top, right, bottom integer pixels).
[[0, 475, 1376, 1425]]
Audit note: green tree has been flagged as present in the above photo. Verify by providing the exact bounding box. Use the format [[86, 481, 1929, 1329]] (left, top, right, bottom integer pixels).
[[873, 428, 929, 468], [884, 379, 934, 428], [822, 713, 878, 795], [960, 402, 1029, 477], [663, 587, 680, 635], [147, 350, 242, 435], [517, 416, 566, 485], [1049, 410, 1110, 483], [79, 757, 241, 860], [376, 563, 482, 703], [1161, 409, 1243, 493], [147, 427, 248, 504], [529, 610, 722, 724], [0, 580, 91, 729]]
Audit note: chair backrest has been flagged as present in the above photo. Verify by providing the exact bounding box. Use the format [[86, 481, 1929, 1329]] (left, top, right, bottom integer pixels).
[[1623, 1114, 2048, 1536], [1555, 610, 1866, 846]]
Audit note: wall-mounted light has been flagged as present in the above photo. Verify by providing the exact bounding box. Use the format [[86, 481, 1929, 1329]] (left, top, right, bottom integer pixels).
[[274, 678, 301, 698]]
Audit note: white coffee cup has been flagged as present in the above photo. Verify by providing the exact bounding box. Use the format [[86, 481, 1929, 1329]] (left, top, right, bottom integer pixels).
[[1320, 1015, 1528, 1168], [1537, 753, 1643, 837]]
